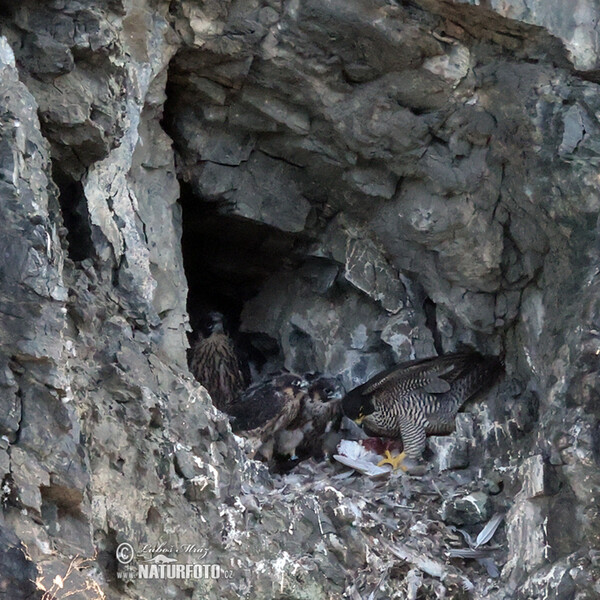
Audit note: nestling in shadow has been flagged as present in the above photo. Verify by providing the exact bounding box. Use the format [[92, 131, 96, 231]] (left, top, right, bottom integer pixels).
[[227, 373, 345, 463]]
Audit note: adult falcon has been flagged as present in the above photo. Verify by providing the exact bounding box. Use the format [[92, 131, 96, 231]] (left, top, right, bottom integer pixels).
[[342, 351, 503, 469]]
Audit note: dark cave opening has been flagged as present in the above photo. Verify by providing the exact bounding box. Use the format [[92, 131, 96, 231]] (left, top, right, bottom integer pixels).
[[177, 180, 309, 372]]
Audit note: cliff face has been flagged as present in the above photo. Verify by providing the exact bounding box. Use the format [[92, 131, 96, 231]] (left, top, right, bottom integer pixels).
[[0, 1, 599, 599]]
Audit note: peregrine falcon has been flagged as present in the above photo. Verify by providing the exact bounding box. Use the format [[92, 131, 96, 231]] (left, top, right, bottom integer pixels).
[[227, 373, 308, 461], [342, 351, 503, 469], [227, 373, 345, 462], [189, 312, 248, 411], [279, 375, 345, 460]]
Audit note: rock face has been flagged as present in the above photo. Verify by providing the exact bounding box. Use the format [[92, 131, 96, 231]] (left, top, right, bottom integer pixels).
[[0, 1, 599, 599]]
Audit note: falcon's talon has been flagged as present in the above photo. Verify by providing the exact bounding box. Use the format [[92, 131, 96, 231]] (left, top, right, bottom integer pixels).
[[377, 450, 408, 472]]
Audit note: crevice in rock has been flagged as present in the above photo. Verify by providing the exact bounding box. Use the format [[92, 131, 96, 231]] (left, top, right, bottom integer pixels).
[[423, 296, 443, 355], [7, 361, 23, 445], [40, 484, 91, 555], [53, 166, 95, 263], [1, 0, 600, 596], [573, 68, 600, 84], [94, 528, 119, 587]]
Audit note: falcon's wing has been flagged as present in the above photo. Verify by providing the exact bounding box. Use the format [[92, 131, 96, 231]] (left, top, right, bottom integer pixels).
[[359, 353, 475, 397]]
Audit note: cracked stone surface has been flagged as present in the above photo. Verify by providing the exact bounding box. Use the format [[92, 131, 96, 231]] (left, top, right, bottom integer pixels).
[[0, 1, 599, 599]]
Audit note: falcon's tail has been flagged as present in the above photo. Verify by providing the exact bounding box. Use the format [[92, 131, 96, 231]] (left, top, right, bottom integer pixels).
[[453, 353, 504, 409]]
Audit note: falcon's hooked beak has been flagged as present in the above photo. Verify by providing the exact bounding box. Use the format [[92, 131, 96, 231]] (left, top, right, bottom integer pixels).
[[354, 411, 365, 425]]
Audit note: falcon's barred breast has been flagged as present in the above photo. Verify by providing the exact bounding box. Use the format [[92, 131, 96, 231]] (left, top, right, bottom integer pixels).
[[189, 312, 248, 411], [342, 351, 503, 464]]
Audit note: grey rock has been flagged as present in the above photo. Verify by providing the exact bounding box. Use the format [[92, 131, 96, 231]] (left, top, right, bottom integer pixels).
[[442, 491, 492, 526], [380, 308, 437, 361], [187, 151, 312, 232], [185, 75, 228, 105], [229, 102, 280, 132], [297, 258, 340, 294], [476, 0, 600, 72], [517, 560, 576, 600], [342, 166, 398, 200], [174, 107, 256, 165], [317, 216, 408, 313], [232, 153, 312, 232], [239, 86, 311, 134], [520, 454, 559, 499], [241, 270, 391, 389], [174, 448, 200, 480], [429, 414, 474, 472], [0, 526, 39, 600], [9, 447, 50, 515], [345, 236, 406, 314], [0, 449, 9, 478]]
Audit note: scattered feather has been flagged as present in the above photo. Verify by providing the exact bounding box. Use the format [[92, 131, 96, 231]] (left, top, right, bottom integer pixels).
[[386, 542, 474, 591], [448, 513, 504, 579], [333, 439, 392, 477], [474, 512, 504, 548], [333, 454, 391, 477], [386, 542, 444, 579], [447, 548, 496, 559]]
